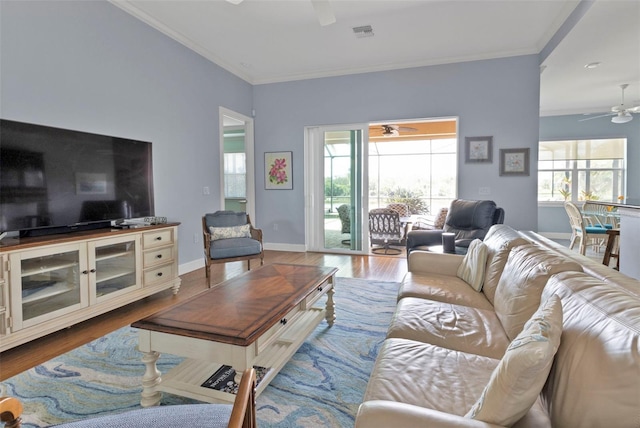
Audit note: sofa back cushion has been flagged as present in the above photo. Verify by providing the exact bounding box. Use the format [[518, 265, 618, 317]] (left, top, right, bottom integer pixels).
[[456, 239, 488, 291], [493, 244, 581, 340], [481, 225, 530, 305], [541, 271, 640, 427]]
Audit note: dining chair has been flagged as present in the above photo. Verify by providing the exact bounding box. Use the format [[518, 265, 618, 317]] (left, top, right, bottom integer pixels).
[[564, 201, 608, 255], [582, 201, 619, 229]]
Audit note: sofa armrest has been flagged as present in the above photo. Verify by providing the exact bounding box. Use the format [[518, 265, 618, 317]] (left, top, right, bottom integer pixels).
[[355, 401, 503, 428], [407, 229, 444, 251], [408, 251, 463, 275]]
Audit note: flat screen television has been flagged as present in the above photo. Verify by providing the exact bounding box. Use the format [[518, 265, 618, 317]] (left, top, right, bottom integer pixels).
[[1, 119, 154, 236]]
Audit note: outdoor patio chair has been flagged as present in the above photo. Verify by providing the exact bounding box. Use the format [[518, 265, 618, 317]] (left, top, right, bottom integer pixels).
[[369, 208, 405, 255]]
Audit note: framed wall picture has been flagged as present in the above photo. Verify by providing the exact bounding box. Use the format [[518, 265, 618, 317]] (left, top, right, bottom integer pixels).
[[465, 136, 493, 163], [499, 148, 530, 176], [265, 151, 293, 190]]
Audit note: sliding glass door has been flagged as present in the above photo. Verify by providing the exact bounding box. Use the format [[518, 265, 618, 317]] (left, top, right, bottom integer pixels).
[[305, 125, 368, 253]]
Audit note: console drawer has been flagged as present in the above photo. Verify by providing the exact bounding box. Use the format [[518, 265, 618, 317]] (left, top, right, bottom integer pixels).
[[143, 229, 174, 249], [144, 263, 174, 286], [143, 247, 174, 268], [256, 304, 301, 354]]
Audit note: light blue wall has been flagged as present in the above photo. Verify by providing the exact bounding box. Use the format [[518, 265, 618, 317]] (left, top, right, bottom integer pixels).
[[539, 114, 640, 234], [0, 1, 253, 266], [2, 1, 543, 265], [254, 56, 542, 244]]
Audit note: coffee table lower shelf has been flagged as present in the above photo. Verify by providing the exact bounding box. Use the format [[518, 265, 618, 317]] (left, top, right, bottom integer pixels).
[[152, 307, 328, 404]]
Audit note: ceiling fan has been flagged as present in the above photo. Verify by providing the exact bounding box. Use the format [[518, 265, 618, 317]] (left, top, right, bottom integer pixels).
[[580, 84, 640, 124], [225, 0, 335, 26], [377, 124, 419, 137]]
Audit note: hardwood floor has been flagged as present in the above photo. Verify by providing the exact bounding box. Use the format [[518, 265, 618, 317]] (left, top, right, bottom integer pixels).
[[0, 250, 406, 381]]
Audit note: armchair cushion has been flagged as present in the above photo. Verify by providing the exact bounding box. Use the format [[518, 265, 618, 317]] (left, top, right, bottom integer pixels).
[[53, 404, 233, 427], [210, 237, 262, 260], [209, 224, 251, 240]]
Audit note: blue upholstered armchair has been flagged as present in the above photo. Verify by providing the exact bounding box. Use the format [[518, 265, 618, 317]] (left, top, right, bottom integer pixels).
[[202, 211, 264, 287], [1, 368, 257, 428]]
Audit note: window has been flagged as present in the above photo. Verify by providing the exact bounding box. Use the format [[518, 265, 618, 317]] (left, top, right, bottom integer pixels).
[[223, 152, 246, 198], [538, 138, 625, 203], [368, 138, 457, 214]]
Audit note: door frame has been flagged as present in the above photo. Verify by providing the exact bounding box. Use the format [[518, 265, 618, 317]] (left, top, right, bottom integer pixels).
[[219, 107, 255, 223], [304, 124, 369, 254]]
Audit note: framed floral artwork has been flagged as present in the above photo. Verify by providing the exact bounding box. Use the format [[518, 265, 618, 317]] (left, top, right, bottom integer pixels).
[[499, 148, 530, 176], [465, 136, 493, 163], [265, 151, 292, 190]]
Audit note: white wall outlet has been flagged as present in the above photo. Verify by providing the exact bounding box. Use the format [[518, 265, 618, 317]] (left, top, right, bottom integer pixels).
[[203, 186, 210, 195], [479, 187, 491, 195]]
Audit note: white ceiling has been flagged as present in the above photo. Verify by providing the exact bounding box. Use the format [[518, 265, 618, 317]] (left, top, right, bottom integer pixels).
[[112, 0, 640, 117]]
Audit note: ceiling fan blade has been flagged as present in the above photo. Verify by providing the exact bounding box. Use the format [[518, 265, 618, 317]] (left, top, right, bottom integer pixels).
[[311, 0, 336, 26], [397, 126, 418, 132], [629, 106, 640, 113], [578, 113, 615, 122], [225, 0, 244, 4]]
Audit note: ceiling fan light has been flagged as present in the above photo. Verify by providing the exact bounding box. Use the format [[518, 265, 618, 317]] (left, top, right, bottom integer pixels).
[[611, 113, 632, 124]]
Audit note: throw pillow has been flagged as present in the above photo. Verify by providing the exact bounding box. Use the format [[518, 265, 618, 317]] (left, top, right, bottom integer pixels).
[[466, 294, 563, 426], [209, 224, 251, 240], [456, 239, 488, 291]]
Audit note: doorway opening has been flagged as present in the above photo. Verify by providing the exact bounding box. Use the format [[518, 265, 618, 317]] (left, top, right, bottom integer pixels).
[[307, 118, 458, 255], [219, 107, 255, 222]]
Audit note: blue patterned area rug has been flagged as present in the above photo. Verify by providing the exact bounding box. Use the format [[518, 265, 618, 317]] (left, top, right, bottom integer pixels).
[[3, 277, 399, 427]]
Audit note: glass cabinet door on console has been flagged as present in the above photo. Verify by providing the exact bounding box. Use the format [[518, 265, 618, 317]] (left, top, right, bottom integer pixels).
[[9, 243, 89, 330], [88, 235, 142, 304]]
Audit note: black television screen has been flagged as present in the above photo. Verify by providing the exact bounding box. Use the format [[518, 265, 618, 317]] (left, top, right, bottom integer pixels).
[[1, 119, 154, 234]]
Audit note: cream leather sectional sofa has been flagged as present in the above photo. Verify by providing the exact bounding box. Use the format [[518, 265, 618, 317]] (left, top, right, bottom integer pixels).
[[356, 225, 640, 427]]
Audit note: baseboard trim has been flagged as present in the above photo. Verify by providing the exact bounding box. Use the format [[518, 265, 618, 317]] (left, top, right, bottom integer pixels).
[[538, 232, 572, 240], [263, 243, 306, 252]]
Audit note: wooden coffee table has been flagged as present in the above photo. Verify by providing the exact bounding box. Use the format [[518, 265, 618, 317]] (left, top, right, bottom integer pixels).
[[132, 263, 338, 406]]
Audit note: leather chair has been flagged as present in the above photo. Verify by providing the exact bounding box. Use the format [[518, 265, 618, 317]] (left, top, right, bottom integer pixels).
[[1, 368, 257, 428], [203, 211, 264, 287], [406, 199, 505, 256]]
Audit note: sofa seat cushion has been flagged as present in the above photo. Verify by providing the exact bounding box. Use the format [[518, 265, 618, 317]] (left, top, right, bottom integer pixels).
[[362, 338, 499, 416], [399, 272, 494, 311], [387, 297, 509, 359], [210, 237, 262, 259], [494, 244, 582, 340]]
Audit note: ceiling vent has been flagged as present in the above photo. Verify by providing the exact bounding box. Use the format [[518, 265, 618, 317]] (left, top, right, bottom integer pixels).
[[353, 25, 374, 38]]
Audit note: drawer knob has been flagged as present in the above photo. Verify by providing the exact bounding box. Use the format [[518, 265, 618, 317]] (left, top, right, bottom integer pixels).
[[280, 318, 287, 325], [82, 270, 88, 275], [156, 272, 163, 277], [90, 268, 96, 273], [317, 286, 323, 292], [156, 254, 163, 259], [155, 236, 162, 241]]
